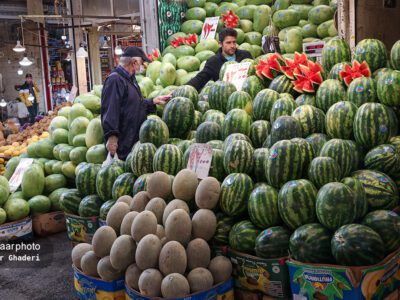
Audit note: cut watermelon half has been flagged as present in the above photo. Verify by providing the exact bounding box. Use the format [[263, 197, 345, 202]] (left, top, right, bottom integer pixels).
[[255, 53, 283, 80], [339, 60, 371, 86], [222, 10, 239, 28], [184, 34, 198, 46], [292, 64, 323, 93], [281, 52, 309, 80]]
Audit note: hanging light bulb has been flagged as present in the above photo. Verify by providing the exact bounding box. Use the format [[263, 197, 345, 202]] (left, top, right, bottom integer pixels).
[[101, 39, 110, 49], [115, 45, 123, 55], [19, 54, 32, 66], [17, 68, 23, 75], [0, 99, 7, 108], [28, 94, 34, 102], [61, 35, 67, 40], [65, 52, 72, 61], [13, 40, 26, 52]]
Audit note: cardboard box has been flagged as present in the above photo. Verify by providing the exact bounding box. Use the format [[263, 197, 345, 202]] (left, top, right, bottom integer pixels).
[[125, 278, 234, 300], [229, 249, 291, 299], [235, 288, 289, 300], [65, 213, 99, 243], [0, 217, 33, 241], [32, 211, 66, 236], [73, 265, 125, 300], [287, 250, 400, 300]]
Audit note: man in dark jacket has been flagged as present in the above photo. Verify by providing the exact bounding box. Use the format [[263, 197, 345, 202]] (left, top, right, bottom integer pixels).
[[187, 27, 253, 91], [101, 47, 171, 160]]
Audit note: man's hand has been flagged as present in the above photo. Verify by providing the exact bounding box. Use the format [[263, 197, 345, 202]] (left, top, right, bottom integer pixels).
[[153, 92, 173, 105], [106, 135, 118, 155]]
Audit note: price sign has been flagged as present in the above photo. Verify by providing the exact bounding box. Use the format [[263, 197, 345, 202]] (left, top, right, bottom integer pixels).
[[68, 86, 78, 102], [8, 158, 34, 193], [303, 41, 325, 57], [222, 62, 252, 91], [200, 17, 220, 40], [187, 144, 213, 179]]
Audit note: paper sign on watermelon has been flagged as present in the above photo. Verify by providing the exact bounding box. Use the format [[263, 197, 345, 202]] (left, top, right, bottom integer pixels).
[[200, 17, 220, 40], [223, 62, 252, 91], [187, 144, 213, 179], [8, 158, 34, 192]]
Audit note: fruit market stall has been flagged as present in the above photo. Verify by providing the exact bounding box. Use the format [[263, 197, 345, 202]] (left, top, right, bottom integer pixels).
[[0, 0, 399, 299]]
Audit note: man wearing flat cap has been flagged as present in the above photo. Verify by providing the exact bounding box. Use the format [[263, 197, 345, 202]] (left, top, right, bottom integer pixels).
[[101, 46, 171, 160]]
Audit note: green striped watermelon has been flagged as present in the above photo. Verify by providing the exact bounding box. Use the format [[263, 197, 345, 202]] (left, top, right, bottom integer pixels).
[[226, 91, 253, 114], [354, 39, 388, 73], [316, 79, 347, 112], [219, 61, 238, 81], [377, 69, 400, 107], [203, 109, 225, 127], [131, 143, 157, 177], [250, 120, 270, 148], [279, 93, 294, 101], [195, 121, 222, 143], [331, 224, 385, 266], [289, 223, 334, 263], [320, 139, 353, 177], [208, 81, 237, 113], [364, 144, 400, 178], [255, 226, 290, 259], [316, 182, 356, 230], [362, 210, 400, 254], [341, 177, 368, 221], [270, 97, 297, 124], [229, 220, 260, 254], [308, 156, 342, 188], [75, 163, 101, 196], [248, 183, 281, 228], [347, 77, 377, 107], [213, 214, 235, 245], [291, 138, 315, 176], [168, 138, 182, 145], [252, 89, 280, 121], [220, 173, 254, 217], [325, 101, 357, 139], [162, 96, 195, 139], [112, 173, 135, 200], [353, 103, 396, 150], [223, 140, 254, 175], [192, 110, 203, 130], [207, 140, 224, 150], [305, 133, 329, 155], [291, 105, 325, 138], [132, 173, 150, 196], [177, 140, 194, 154], [278, 179, 318, 230], [172, 85, 199, 107], [295, 94, 316, 107], [263, 135, 273, 148], [96, 163, 124, 201], [328, 62, 348, 80], [153, 144, 183, 176], [321, 37, 351, 73], [139, 117, 169, 147], [197, 100, 209, 114], [270, 116, 302, 146], [266, 140, 303, 188], [222, 109, 251, 138], [99, 200, 116, 220], [125, 150, 134, 172], [351, 169, 399, 211], [79, 195, 103, 217], [60, 189, 81, 215], [223, 133, 252, 152], [391, 40, 400, 70], [345, 140, 365, 172], [242, 75, 265, 99], [253, 148, 269, 183], [209, 149, 226, 181], [268, 75, 295, 94]]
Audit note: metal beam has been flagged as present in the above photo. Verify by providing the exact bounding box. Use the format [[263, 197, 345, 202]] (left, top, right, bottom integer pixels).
[[20, 14, 133, 20]]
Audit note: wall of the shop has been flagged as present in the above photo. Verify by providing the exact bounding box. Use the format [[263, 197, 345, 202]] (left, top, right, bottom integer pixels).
[[356, 0, 400, 49], [0, 21, 46, 112]]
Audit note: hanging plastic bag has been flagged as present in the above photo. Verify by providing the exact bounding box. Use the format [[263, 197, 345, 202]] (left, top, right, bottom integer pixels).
[[102, 153, 119, 168], [262, 14, 281, 54]]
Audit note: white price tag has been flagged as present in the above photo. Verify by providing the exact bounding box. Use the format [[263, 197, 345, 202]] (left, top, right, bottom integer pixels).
[[200, 17, 220, 40], [187, 144, 213, 179], [222, 62, 252, 91], [8, 158, 34, 193], [303, 41, 325, 58]]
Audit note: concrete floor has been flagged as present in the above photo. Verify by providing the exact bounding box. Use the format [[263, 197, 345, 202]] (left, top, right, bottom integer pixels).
[[0, 232, 75, 299]]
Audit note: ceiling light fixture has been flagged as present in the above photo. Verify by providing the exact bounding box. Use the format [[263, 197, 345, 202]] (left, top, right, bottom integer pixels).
[[13, 40, 25, 52], [115, 45, 123, 55], [17, 68, 23, 75], [19, 55, 32, 66]]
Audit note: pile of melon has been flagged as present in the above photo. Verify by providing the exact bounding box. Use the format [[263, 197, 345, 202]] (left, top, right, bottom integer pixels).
[[71, 169, 232, 298]]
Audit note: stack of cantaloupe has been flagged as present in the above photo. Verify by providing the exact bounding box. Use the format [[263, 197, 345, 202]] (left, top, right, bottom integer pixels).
[[71, 169, 233, 298]]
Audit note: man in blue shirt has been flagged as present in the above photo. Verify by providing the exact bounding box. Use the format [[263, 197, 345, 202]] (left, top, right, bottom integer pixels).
[[101, 47, 171, 160]]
